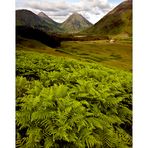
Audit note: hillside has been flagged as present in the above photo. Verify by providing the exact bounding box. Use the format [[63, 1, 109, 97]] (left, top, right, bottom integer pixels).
[[16, 9, 43, 27], [38, 12, 60, 27], [61, 12, 92, 33], [16, 26, 61, 48], [84, 0, 132, 36], [16, 50, 132, 148], [16, 9, 63, 33]]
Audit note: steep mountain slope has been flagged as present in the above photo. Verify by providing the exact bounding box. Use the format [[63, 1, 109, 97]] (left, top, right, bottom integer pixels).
[[16, 9, 63, 33], [85, 0, 132, 36], [61, 12, 92, 33], [16, 9, 43, 27], [38, 12, 60, 27]]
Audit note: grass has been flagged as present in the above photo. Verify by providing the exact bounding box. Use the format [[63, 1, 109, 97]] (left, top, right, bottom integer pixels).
[[16, 37, 74, 58], [59, 40, 132, 71], [16, 37, 132, 71]]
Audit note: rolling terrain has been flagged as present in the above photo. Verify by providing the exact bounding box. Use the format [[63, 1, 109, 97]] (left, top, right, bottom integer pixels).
[[16, 1, 132, 147], [59, 39, 132, 71], [16, 0, 132, 71], [16, 37, 132, 71]]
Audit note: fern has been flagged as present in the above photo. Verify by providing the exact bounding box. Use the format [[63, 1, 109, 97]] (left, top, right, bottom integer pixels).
[[16, 51, 132, 147]]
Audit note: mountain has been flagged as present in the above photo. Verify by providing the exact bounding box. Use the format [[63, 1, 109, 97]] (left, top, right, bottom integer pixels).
[[61, 12, 92, 33], [16, 9, 44, 27], [38, 12, 60, 27], [16, 10, 93, 34], [85, 0, 132, 36], [38, 12, 51, 19], [16, 9, 63, 33]]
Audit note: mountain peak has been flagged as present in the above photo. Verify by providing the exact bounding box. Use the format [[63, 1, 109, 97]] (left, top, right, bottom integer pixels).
[[38, 11, 60, 26], [16, 9, 63, 33], [72, 12, 81, 16], [69, 12, 85, 19], [61, 13, 92, 33], [38, 12, 49, 19]]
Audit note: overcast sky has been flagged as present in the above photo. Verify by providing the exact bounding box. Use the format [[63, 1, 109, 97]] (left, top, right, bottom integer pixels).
[[16, 0, 124, 24]]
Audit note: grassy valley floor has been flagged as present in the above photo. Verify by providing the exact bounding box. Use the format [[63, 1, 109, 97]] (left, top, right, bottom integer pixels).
[[16, 37, 132, 71]]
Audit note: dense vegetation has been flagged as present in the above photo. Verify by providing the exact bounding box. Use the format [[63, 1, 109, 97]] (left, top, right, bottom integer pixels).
[[16, 26, 61, 48], [16, 51, 132, 148]]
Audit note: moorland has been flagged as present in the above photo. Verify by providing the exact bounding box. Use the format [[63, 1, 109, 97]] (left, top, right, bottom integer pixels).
[[16, 0, 132, 147]]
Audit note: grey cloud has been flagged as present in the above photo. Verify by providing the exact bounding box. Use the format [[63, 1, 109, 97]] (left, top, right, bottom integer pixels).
[[23, 0, 112, 15], [48, 10, 70, 17], [24, 1, 70, 12]]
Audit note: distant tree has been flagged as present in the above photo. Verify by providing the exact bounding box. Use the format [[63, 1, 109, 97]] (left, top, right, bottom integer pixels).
[[16, 26, 61, 48]]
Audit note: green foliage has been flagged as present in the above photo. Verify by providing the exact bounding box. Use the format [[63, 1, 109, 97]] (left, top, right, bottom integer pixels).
[[16, 51, 132, 147]]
